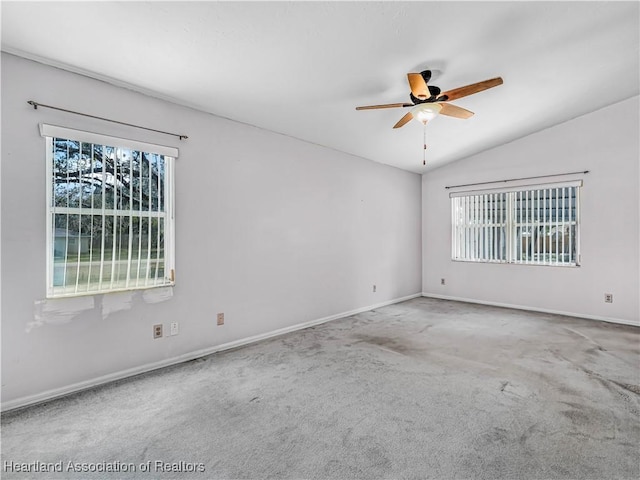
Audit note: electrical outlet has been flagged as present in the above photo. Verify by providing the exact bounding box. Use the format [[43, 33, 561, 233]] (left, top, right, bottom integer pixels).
[[441, 278, 446, 285], [217, 313, 224, 326], [153, 324, 163, 339], [170, 322, 179, 336], [604, 293, 613, 303], [373, 285, 377, 293]]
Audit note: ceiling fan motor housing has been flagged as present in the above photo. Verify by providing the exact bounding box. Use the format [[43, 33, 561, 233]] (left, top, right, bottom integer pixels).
[[410, 91, 439, 105]]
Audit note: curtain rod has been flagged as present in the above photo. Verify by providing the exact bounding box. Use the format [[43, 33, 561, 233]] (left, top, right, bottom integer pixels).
[[27, 100, 188, 140], [444, 170, 589, 190]]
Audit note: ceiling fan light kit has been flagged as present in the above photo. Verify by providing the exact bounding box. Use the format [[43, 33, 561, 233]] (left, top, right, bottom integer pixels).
[[411, 102, 442, 124], [356, 70, 503, 165]]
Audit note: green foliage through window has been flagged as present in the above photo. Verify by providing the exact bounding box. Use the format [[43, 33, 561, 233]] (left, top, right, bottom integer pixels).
[[47, 136, 174, 297]]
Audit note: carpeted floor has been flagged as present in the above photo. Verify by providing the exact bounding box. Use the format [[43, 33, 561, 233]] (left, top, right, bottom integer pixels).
[[2, 297, 639, 479]]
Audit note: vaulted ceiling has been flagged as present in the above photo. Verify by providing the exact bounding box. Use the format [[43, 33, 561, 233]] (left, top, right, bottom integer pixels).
[[2, 1, 638, 173]]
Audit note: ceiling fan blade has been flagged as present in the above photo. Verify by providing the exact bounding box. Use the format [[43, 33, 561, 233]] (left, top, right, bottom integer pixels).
[[393, 111, 414, 129], [439, 103, 474, 119], [356, 102, 413, 110], [440, 77, 503, 102], [407, 73, 430, 100]]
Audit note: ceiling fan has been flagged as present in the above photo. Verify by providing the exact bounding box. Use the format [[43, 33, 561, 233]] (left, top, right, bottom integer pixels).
[[355, 70, 503, 128]]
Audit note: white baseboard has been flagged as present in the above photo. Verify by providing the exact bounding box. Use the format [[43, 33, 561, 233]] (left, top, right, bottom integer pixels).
[[1, 292, 422, 412], [421, 293, 640, 327]]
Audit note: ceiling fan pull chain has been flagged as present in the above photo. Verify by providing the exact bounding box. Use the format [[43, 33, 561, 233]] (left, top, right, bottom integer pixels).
[[423, 123, 427, 165]]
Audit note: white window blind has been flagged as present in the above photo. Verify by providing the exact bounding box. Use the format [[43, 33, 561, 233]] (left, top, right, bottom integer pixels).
[[43, 124, 176, 297], [451, 192, 508, 263], [451, 181, 581, 266]]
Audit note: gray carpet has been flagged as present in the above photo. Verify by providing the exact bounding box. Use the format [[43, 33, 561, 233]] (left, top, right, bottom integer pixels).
[[2, 298, 639, 479]]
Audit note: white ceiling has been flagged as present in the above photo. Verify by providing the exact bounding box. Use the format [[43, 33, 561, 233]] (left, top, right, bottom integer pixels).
[[2, 1, 639, 173]]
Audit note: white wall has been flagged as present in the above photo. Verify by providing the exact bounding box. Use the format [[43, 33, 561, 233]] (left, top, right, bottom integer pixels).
[[422, 96, 639, 325], [1, 53, 422, 408]]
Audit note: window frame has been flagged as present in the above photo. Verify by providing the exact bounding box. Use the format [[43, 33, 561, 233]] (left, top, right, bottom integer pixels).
[[450, 181, 582, 267], [42, 124, 177, 298]]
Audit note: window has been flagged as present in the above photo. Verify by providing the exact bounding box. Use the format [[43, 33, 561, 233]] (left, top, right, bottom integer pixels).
[[42, 125, 176, 297], [451, 182, 580, 266]]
